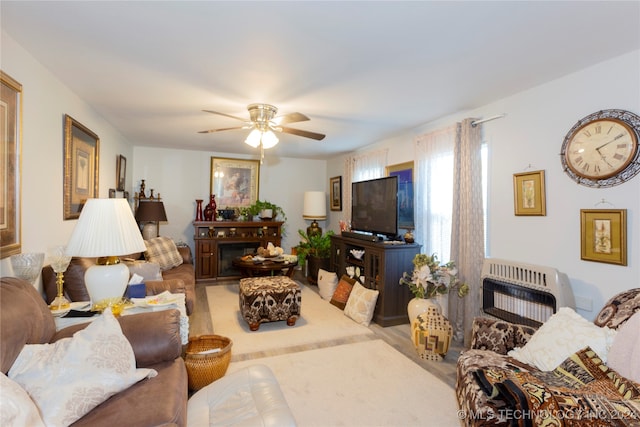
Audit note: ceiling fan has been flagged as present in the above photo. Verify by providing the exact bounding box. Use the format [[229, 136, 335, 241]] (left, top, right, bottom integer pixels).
[[198, 103, 326, 150]]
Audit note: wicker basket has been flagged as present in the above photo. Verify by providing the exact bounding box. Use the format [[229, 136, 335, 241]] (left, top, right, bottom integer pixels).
[[184, 335, 233, 391]]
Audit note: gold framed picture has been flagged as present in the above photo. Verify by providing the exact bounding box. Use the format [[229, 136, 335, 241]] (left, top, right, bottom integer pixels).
[[513, 170, 546, 216], [116, 154, 126, 191], [1, 71, 22, 258], [210, 157, 260, 208], [330, 176, 342, 211], [64, 115, 100, 220], [386, 161, 414, 228], [580, 209, 627, 266]]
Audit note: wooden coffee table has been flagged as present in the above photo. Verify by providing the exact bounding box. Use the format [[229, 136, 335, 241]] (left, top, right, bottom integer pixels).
[[232, 256, 298, 278]]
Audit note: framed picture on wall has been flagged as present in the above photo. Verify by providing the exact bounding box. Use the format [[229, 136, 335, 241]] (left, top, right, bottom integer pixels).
[[210, 157, 260, 208], [64, 115, 100, 220], [1, 71, 22, 258], [330, 176, 342, 211], [116, 155, 126, 191], [513, 170, 546, 216], [386, 161, 414, 228], [580, 209, 627, 266]]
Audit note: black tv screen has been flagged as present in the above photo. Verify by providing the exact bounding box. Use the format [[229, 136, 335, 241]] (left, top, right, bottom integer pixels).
[[351, 176, 398, 238]]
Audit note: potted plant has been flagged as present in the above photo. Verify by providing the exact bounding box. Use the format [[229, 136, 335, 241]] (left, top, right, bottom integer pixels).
[[246, 200, 287, 222], [296, 229, 335, 284]]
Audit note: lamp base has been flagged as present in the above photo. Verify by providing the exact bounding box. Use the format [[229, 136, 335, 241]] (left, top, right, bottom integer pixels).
[[84, 263, 129, 304], [307, 220, 322, 238], [142, 222, 158, 241]]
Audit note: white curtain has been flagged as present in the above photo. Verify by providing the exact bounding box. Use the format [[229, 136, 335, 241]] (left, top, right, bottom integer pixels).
[[344, 149, 388, 223], [414, 125, 459, 262], [450, 119, 485, 346]]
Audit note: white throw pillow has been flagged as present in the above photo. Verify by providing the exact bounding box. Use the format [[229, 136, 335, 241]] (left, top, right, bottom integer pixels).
[[127, 260, 163, 281], [317, 268, 339, 301], [8, 309, 157, 426], [0, 372, 45, 427], [508, 307, 617, 371], [344, 282, 379, 326], [606, 310, 640, 383]]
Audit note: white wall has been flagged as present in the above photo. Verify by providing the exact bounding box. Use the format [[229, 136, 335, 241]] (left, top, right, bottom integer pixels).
[[132, 147, 327, 253], [327, 50, 640, 320], [0, 32, 136, 286]]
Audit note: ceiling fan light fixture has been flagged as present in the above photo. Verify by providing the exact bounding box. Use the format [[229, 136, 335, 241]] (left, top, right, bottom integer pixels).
[[261, 130, 279, 148], [244, 129, 262, 147]]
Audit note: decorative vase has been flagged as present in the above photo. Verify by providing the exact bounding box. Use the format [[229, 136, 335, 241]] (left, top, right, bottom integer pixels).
[[203, 194, 216, 221], [407, 297, 439, 324], [195, 199, 203, 221], [403, 230, 414, 243], [411, 301, 453, 362]]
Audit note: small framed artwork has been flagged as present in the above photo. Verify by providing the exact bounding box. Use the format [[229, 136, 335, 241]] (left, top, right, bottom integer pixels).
[[64, 115, 100, 220], [1, 71, 22, 258], [210, 157, 260, 208], [580, 209, 627, 266], [513, 170, 546, 216], [116, 155, 126, 191], [386, 161, 414, 228], [109, 188, 116, 198], [330, 176, 342, 211]]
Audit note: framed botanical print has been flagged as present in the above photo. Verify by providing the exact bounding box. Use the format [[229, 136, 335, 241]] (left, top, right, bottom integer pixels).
[[386, 161, 414, 228], [210, 157, 260, 208], [1, 71, 22, 258], [330, 176, 342, 211], [64, 115, 99, 220], [580, 209, 627, 266], [513, 170, 546, 216]]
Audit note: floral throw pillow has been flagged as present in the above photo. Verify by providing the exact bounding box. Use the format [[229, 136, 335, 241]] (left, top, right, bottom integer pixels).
[[8, 310, 157, 426]]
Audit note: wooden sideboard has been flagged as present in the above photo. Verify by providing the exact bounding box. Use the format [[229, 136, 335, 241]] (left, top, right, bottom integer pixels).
[[193, 221, 283, 282], [330, 234, 421, 326]]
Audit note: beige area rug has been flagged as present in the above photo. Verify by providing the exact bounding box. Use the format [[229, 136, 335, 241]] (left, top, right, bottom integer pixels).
[[228, 339, 460, 426], [206, 283, 375, 358]]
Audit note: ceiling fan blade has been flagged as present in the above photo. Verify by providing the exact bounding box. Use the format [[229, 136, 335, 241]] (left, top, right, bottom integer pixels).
[[198, 126, 246, 134], [272, 112, 310, 126], [279, 126, 326, 141], [202, 109, 248, 122]]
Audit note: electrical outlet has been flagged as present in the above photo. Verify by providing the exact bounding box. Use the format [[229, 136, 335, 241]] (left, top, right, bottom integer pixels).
[[574, 295, 593, 312]]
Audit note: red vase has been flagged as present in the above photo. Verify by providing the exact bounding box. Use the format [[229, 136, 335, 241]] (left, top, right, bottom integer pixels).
[[204, 194, 216, 221], [195, 199, 203, 221]]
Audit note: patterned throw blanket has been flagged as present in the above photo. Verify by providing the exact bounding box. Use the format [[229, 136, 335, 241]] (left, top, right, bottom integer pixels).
[[474, 347, 640, 426]]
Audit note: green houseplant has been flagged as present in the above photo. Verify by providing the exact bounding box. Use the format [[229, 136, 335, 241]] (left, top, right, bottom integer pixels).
[[296, 229, 335, 284], [246, 200, 287, 222]]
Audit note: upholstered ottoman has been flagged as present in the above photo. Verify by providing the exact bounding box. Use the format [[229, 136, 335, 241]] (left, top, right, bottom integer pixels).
[[187, 364, 297, 426], [239, 276, 301, 331]]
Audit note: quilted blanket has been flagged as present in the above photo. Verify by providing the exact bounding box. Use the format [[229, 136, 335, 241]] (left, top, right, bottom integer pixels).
[[474, 347, 640, 426]]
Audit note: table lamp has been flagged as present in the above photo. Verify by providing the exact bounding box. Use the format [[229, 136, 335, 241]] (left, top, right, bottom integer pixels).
[[65, 198, 147, 304], [303, 191, 326, 237], [135, 200, 168, 240]]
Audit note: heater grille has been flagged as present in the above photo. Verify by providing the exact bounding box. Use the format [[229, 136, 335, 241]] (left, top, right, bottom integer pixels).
[[481, 258, 575, 327]]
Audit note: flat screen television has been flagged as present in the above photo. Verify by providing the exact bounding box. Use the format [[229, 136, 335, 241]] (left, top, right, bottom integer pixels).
[[351, 176, 398, 239]]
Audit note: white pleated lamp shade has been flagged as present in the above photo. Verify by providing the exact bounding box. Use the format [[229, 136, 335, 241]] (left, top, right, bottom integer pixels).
[[65, 198, 146, 257]]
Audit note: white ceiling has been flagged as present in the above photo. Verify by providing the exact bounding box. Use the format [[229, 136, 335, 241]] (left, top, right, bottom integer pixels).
[[2, 1, 639, 159]]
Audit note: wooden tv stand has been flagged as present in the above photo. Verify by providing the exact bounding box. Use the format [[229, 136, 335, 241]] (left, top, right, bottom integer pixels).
[[329, 234, 421, 326]]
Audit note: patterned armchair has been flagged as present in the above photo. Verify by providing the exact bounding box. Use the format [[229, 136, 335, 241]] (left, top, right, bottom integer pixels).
[[456, 288, 640, 426]]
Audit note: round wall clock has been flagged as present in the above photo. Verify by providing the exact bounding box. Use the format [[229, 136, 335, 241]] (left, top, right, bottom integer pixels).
[[560, 109, 640, 188]]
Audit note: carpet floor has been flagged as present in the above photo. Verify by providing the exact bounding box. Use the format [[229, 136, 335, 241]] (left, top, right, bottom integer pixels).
[[206, 283, 375, 360], [228, 339, 461, 426]]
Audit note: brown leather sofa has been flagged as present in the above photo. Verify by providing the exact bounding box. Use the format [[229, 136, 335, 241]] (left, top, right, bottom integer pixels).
[[42, 245, 195, 315], [1, 276, 188, 426]]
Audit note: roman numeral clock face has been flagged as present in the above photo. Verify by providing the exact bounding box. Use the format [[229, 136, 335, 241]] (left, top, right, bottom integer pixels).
[[561, 110, 640, 187]]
